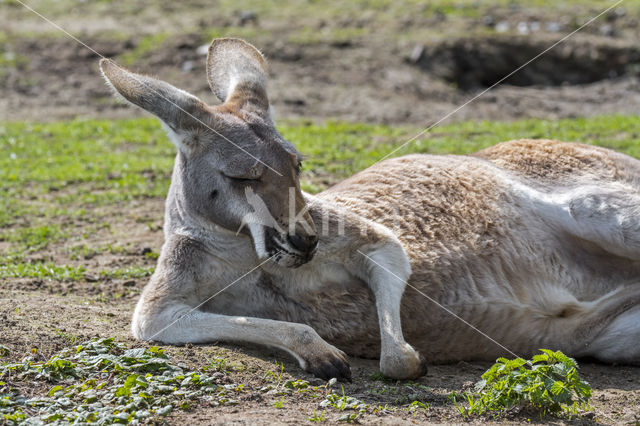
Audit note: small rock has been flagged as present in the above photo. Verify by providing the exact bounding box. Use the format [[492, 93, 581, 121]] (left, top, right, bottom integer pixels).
[[614, 7, 626, 18], [236, 10, 257, 26], [482, 15, 495, 27], [196, 44, 209, 56], [517, 21, 529, 35], [181, 60, 195, 73], [84, 274, 100, 282], [530, 21, 541, 32], [599, 24, 614, 37], [409, 44, 425, 63], [123, 280, 136, 287], [284, 98, 306, 106], [546, 22, 561, 32], [495, 21, 510, 33]]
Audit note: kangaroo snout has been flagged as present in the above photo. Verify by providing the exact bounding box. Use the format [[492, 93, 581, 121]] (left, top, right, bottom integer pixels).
[[287, 232, 319, 254]]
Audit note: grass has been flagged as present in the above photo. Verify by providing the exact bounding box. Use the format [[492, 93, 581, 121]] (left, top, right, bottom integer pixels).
[[0, 118, 175, 282], [284, 115, 640, 191], [1, 115, 640, 282], [0, 262, 86, 281]]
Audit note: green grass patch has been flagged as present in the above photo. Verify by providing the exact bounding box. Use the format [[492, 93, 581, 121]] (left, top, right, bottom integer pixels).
[[1, 115, 639, 281], [0, 338, 244, 424], [0, 119, 174, 200], [0, 261, 86, 281], [279, 115, 640, 192], [1, 224, 66, 253], [99, 266, 155, 280]]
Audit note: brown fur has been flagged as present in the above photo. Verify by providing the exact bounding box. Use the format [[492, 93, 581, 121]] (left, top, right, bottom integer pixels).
[[475, 139, 620, 183]]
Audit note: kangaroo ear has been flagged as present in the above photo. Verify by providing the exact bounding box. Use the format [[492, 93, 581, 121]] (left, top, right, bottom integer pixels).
[[206, 38, 270, 116], [99, 59, 208, 132]]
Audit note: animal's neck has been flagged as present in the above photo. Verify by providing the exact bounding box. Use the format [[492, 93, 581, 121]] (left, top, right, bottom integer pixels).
[[163, 153, 255, 261]]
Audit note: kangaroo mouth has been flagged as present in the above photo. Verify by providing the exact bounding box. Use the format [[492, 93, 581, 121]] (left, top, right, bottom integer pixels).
[[264, 227, 315, 268]]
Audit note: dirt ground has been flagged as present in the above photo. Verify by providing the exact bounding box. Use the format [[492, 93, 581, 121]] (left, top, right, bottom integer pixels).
[[2, 0, 640, 424], [1, 1, 640, 125]]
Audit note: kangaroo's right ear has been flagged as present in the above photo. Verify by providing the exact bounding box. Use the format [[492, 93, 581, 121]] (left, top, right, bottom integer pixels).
[[206, 38, 270, 118], [99, 59, 208, 133]]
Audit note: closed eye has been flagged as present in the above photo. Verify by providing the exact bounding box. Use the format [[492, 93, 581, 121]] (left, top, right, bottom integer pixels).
[[222, 165, 264, 182], [228, 175, 260, 183]]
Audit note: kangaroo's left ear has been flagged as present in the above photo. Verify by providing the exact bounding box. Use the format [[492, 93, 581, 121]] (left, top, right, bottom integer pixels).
[[99, 58, 209, 132], [206, 38, 270, 117]]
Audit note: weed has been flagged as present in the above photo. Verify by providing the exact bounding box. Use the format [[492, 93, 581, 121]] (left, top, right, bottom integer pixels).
[[320, 386, 368, 422], [202, 354, 244, 374], [456, 349, 591, 418], [144, 249, 159, 260], [308, 409, 326, 422], [99, 266, 155, 280], [54, 330, 79, 346], [263, 361, 285, 387], [367, 371, 396, 382], [407, 399, 430, 416], [372, 404, 393, 415], [207, 356, 228, 373], [273, 396, 285, 409]]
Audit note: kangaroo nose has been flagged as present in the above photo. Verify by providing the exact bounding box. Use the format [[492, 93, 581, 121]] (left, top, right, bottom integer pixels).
[[287, 233, 318, 253]]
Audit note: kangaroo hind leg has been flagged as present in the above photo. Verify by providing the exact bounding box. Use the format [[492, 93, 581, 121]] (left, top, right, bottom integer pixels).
[[558, 285, 640, 364]]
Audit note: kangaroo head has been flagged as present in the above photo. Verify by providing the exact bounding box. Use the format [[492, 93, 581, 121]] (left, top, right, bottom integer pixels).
[[99, 38, 318, 267]]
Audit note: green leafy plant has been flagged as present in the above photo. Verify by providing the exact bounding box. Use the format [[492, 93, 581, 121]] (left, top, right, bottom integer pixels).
[[320, 386, 368, 422], [272, 396, 285, 409], [458, 349, 591, 417], [0, 338, 243, 424], [407, 400, 429, 417], [308, 409, 326, 422]]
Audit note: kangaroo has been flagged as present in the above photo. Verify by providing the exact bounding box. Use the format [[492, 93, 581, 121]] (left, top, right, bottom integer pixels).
[[99, 38, 640, 381]]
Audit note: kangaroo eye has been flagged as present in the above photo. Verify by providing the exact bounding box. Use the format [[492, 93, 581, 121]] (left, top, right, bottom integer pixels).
[[210, 189, 219, 199], [228, 176, 260, 183], [223, 164, 264, 182]]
